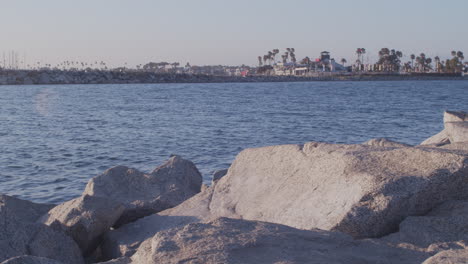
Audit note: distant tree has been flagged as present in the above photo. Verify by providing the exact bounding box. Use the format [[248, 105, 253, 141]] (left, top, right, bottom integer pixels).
[[272, 49, 280, 64], [281, 54, 287, 64], [341, 58, 347, 66], [289, 48, 296, 64], [377, 48, 403, 71], [445, 50, 464, 73], [415, 53, 432, 72], [300, 57, 311, 65], [258, 56, 263, 66]]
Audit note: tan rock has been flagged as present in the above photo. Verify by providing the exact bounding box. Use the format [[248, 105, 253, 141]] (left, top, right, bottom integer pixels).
[[444, 110, 468, 123], [422, 249, 468, 264], [101, 187, 214, 259], [363, 138, 412, 148], [208, 142, 468, 238], [83, 155, 202, 226], [382, 200, 468, 252], [0, 195, 83, 264], [445, 122, 468, 143], [420, 130, 450, 146], [39, 195, 124, 256], [130, 217, 429, 264]]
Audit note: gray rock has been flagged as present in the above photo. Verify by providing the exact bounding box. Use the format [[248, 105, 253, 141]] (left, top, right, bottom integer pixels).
[[0, 256, 63, 264], [363, 138, 412, 148], [421, 110, 468, 146], [422, 249, 468, 264], [211, 169, 228, 184], [0, 195, 53, 223], [445, 122, 468, 143], [383, 200, 468, 252], [83, 155, 202, 226], [130, 217, 428, 264], [208, 142, 468, 238], [444, 110, 468, 123], [39, 195, 124, 256], [420, 130, 451, 146], [102, 141, 468, 258], [101, 187, 214, 259], [0, 195, 83, 264]]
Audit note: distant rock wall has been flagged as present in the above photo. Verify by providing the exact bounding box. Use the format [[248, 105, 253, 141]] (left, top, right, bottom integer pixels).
[[0, 70, 465, 85]]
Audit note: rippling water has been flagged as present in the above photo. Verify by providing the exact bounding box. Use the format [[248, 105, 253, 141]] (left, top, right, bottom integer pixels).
[[1, 81, 467, 204]]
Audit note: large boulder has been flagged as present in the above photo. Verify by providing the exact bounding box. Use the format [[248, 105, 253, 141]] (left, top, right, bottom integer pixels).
[[420, 130, 450, 146], [0, 195, 83, 264], [422, 249, 468, 264], [382, 200, 468, 252], [1, 256, 63, 264], [83, 155, 202, 226], [421, 111, 468, 145], [129, 217, 428, 264], [445, 122, 468, 143], [102, 141, 468, 258], [39, 195, 125, 256], [101, 187, 215, 259], [444, 110, 468, 123], [208, 142, 468, 238], [0, 195, 53, 222]]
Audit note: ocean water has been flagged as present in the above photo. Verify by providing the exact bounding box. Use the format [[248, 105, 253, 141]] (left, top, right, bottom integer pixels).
[[1, 81, 467, 204]]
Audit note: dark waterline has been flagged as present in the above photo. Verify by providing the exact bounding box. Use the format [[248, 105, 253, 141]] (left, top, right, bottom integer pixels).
[[1, 81, 467, 204]]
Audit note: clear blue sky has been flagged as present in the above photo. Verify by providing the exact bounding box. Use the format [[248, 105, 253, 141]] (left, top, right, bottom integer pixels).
[[1, 0, 467, 67]]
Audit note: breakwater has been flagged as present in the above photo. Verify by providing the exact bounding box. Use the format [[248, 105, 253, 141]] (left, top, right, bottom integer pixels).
[[0, 69, 465, 85]]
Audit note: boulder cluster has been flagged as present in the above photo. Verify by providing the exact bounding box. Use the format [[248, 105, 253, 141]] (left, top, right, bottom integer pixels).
[[1, 111, 468, 264]]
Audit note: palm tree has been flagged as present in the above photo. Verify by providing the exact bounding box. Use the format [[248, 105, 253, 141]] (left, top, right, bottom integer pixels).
[[283, 51, 289, 63], [356, 48, 366, 69], [341, 58, 347, 67], [434, 56, 440, 72], [289, 48, 296, 64], [410, 54, 415, 71], [258, 56, 263, 66], [451, 51, 457, 57], [272, 49, 279, 64]]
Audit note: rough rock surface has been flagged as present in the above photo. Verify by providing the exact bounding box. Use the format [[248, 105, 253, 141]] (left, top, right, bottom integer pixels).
[[420, 130, 450, 146], [440, 142, 468, 152], [444, 110, 468, 123], [102, 142, 468, 258], [421, 110, 468, 145], [101, 188, 215, 259], [0, 256, 64, 264], [207, 142, 468, 238], [83, 155, 202, 226], [422, 249, 468, 264], [383, 200, 468, 252], [211, 169, 228, 184], [363, 138, 412, 148], [39, 195, 124, 256], [445, 122, 468, 143], [0, 195, 83, 264], [0, 195, 53, 222], [130, 217, 428, 264]]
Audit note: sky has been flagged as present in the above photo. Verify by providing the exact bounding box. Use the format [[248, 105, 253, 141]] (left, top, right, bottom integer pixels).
[[1, 0, 467, 67]]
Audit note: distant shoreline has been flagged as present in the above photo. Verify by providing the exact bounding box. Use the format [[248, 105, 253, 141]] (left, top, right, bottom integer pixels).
[[0, 70, 466, 85]]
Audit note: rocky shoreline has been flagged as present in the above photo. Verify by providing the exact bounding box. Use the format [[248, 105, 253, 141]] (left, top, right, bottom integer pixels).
[[0, 70, 466, 85], [1, 111, 468, 263]]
